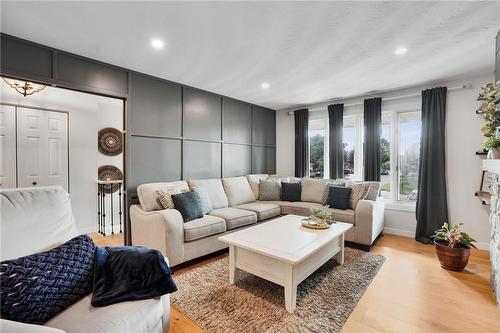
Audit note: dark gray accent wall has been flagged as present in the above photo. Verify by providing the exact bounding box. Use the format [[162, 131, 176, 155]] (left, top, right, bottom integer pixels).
[[0, 33, 276, 245]]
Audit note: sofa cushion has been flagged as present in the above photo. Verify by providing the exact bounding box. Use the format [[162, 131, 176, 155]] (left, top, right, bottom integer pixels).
[[301, 178, 327, 203], [246, 174, 268, 199], [137, 181, 189, 212], [328, 208, 355, 225], [325, 186, 352, 210], [235, 202, 281, 221], [172, 191, 203, 222], [269, 201, 323, 216], [209, 207, 257, 230], [1, 186, 79, 261], [348, 183, 370, 209], [281, 182, 302, 202], [0, 235, 96, 324], [192, 186, 213, 215], [259, 179, 281, 201], [183, 215, 227, 242], [188, 179, 228, 209], [45, 294, 164, 333], [222, 177, 256, 206]]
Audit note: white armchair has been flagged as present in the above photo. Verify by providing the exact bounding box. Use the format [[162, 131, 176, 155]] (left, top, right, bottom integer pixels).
[[0, 186, 171, 333]]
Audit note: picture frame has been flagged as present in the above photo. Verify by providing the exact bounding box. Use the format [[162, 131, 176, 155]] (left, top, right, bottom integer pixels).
[[480, 170, 493, 194]]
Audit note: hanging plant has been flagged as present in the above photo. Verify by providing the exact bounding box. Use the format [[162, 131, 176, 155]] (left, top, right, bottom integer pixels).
[[477, 80, 500, 138]]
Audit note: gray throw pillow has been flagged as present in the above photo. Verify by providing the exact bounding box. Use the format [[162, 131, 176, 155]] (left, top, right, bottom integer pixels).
[[259, 180, 281, 201], [192, 186, 213, 215]]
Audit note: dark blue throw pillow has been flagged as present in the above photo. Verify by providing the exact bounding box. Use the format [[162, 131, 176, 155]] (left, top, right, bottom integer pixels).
[[0, 235, 96, 324], [172, 190, 203, 222], [326, 186, 352, 210], [281, 182, 302, 202]]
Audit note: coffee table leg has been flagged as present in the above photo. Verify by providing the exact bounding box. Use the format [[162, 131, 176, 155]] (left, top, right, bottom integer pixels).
[[284, 264, 297, 313], [334, 234, 345, 265], [229, 245, 239, 284]]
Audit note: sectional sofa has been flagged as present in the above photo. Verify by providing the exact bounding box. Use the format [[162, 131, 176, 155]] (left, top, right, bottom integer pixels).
[[130, 175, 385, 267]]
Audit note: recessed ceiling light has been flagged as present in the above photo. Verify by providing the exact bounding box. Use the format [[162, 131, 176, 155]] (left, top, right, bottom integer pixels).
[[151, 38, 164, 49], [394, 47, 408, 56], [261, 82, 270, 89]]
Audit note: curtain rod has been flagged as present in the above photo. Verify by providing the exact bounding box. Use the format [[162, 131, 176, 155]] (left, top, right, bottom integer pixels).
[[287, 84, 471, 115]]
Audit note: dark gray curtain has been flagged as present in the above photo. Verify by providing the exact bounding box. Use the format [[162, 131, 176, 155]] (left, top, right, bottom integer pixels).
[[328, 104, 344, 179], [294, 109, 309, 177], [363, 97, 382, 181], [415, 87, 448, 244]]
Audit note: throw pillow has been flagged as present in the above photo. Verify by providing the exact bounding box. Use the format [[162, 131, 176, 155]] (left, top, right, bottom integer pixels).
[[349, 183, 370, 209], [322, 180, 346, 204], [259, 179, 281, 201], [157, 187, 187, 209], [192, 186, 213, 215], [172, 191, 203, 222], [326, 186, 352, 210], [0, 235, 96, 324], [281, 182, 302, 202]]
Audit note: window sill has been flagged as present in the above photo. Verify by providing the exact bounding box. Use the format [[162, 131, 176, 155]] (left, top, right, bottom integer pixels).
[[384, 202, 416, 212]]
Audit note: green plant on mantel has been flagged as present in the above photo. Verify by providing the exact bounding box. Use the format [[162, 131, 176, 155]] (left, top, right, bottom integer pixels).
[[484, 136, 500, 150], [477, 80, 500, 137], [433, 223, 477, 249]]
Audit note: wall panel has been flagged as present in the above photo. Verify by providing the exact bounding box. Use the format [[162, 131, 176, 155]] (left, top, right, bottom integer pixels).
[[184, 140, 222, 179], [128, 136, 182, 190], [129, 74, 182, 137], [223, 98, 252, 143], [183, 88, 222, 141], [224, 143, 252, 177], [252, 146, 276, 174], [252, 106, 276, 145]]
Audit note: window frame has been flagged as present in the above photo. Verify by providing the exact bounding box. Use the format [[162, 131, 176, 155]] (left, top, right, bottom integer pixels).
[[307, 112, 329, 179]]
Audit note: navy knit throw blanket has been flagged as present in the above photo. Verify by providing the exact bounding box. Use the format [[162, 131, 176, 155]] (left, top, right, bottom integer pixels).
[[0, 235, 96, 324]]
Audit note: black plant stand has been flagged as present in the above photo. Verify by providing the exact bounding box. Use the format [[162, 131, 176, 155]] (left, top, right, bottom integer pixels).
[[96, 180, 123, 236]]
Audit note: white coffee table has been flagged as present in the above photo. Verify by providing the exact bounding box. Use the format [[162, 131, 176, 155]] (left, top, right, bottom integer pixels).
[[219, 214, 352, 312]]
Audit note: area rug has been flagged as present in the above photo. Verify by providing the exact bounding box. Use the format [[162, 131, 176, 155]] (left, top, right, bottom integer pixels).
[[171, 248, 385, 333]]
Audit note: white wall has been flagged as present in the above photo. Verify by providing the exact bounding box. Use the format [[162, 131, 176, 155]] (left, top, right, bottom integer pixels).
[[276, 73, 493, 249], [0, 81, 123, 235]]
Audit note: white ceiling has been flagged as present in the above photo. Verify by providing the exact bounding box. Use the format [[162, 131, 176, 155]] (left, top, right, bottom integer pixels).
[[1, 1, 500, 110]]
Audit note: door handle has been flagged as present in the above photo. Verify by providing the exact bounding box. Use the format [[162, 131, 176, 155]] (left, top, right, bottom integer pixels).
[[32, 181, 37, 186]]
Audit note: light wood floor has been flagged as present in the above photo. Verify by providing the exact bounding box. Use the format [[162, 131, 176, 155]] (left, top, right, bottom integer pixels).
[[89, 233, 500, 333]]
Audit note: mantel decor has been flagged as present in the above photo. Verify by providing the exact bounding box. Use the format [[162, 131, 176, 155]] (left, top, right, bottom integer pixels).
[[98, 128, 123, 156], [2, 77, 45, 96], [98, 165, 123, 194]]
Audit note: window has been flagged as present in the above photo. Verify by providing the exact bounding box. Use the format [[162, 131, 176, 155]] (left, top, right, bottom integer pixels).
[[343, 117, 356, 179], [380, 114, 391, 199], [398, 111, 421, 201], [308, 118, 326, 178]]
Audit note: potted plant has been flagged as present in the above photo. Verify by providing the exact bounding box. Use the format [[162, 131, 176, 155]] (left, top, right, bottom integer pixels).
[[484, 136, 500, 159], [309, 206, 332, 227], [432, 223, 477, 271], [477, 80, 500, 138]]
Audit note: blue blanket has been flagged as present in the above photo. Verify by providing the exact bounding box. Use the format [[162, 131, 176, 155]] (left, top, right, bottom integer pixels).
[[91, 246, 177, 307]]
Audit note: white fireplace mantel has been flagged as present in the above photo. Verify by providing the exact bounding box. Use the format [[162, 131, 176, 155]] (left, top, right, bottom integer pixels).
[[483, 159, 500, 174], [482, 159, 500, 304]]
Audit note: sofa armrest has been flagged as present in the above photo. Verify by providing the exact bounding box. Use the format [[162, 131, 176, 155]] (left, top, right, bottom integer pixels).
[[354, 197, 385, 245], [0, 319, 65, 333], [130, 204, 184, 266]]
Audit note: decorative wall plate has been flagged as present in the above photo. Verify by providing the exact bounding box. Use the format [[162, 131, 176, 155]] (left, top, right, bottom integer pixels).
[[98, 165, 123, 193], [98, 127, 123, 156]]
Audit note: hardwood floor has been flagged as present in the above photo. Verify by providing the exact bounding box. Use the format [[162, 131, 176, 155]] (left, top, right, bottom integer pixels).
[[88, 232, 499, 332], [167, 234, 500, 333]]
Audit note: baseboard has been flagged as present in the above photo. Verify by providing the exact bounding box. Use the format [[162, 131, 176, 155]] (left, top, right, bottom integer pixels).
[[475, 242, 490, 251], [383, 227, 415, 238], [79, 226, 98, 235]]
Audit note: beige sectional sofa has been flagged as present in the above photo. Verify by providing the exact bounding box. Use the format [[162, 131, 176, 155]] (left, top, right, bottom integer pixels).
[[130, 175, 385, 267]]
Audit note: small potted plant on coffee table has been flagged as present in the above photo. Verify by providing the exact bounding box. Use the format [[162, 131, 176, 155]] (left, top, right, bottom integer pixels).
[[432, 223, 477, 271]]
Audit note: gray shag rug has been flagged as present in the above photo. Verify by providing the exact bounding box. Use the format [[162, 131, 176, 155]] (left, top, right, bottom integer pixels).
[[171, 248, 385, 333]]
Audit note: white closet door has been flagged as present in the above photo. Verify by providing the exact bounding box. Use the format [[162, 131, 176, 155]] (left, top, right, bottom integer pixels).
[[0, 105, 17, 188], [17, 108, 69, 191]]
